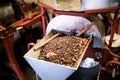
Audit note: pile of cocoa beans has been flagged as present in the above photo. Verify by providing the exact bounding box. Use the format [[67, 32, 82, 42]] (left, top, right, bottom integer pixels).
[[38, 36, 89, 67]]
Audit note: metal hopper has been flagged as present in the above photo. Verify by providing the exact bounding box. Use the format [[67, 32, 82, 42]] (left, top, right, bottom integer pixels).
[[24, 31, 91, 80]]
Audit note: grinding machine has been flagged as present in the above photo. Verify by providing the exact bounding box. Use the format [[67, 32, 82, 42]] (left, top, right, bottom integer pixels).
[[0, 0, 120, 80], [25, 1, 120, 80]]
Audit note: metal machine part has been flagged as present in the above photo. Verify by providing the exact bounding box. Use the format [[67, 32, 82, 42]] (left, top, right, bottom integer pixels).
[[0, 2, 16, 26], [0, 1, 39, 80], [106, 58, 120, 76], [95, 52, 103, 60], [0, 0, 33, 27]]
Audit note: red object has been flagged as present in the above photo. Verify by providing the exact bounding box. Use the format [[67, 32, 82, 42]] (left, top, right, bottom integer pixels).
[[0, 2, 119, 80], [0, 31, 27, 80]]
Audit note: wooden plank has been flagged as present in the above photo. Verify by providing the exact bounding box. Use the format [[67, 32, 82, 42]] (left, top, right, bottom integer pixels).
[[34, 32, 61, 51]]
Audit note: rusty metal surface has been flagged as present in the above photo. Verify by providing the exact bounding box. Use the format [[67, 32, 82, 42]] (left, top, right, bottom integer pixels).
[[0, 24, 27, 80]]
